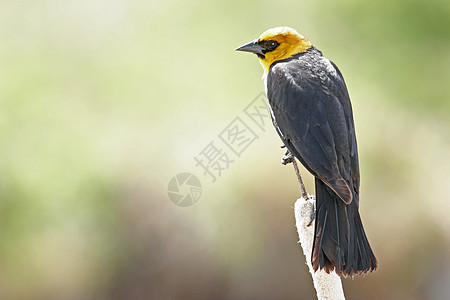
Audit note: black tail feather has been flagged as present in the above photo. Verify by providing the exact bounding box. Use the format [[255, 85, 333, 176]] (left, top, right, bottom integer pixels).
[[312, 178, 377, 276]]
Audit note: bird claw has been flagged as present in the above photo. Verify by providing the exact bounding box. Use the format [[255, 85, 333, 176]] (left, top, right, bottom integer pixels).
[[281, 149, 294, 165], [307, 209, 315, 227]]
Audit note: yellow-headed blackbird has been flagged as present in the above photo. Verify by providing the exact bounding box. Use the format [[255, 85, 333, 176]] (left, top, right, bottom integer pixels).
[[235, 27, 377, 276]]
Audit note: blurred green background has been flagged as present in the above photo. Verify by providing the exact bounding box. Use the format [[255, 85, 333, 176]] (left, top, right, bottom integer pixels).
[[1, 0, 449, 299]]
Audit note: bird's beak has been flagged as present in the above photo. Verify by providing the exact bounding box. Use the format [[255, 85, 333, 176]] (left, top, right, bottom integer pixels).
[[234, 39, 264, 56]]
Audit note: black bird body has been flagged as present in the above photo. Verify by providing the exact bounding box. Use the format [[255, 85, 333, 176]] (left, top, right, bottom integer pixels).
[[267, 47, 376, 276], [235, 27, 377, 276]]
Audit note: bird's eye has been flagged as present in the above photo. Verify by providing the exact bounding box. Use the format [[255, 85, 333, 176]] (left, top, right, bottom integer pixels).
[[259, 40, 279, 54], [265, 40, 279, 51]]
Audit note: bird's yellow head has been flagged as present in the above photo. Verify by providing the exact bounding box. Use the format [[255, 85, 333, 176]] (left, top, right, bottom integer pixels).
[[235, 27, 312, 74]]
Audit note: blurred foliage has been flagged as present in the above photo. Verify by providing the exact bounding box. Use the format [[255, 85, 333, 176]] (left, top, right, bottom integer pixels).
[[0, 0, 449, 299]]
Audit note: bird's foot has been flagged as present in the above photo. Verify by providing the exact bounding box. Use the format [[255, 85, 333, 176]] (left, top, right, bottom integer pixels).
[[307, 209, 315, 227], [281, 149, 294, 165]]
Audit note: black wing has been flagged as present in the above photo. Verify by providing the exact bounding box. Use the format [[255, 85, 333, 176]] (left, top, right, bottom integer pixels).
[[267, 50, 359, 204]]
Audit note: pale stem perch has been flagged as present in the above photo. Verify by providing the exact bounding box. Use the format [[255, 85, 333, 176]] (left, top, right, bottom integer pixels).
[[295, 197, 346, 300], [291, 159, 346, 300]]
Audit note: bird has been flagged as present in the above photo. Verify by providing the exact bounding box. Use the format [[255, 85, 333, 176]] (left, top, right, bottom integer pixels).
[[235, 27, 377, 276]]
